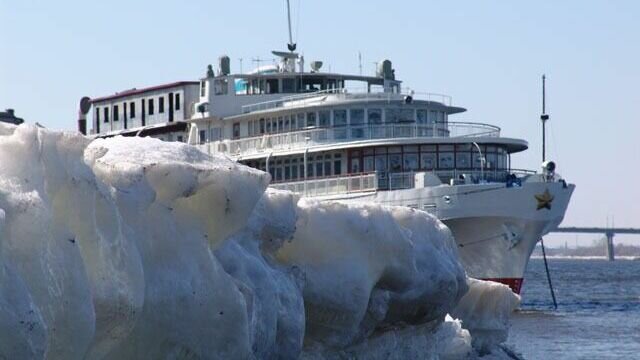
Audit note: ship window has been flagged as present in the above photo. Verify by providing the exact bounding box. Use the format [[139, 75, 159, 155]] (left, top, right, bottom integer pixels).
[[363, 156, 374, 172], [456, 152, 471, 169], [214, 79, 229, 95], [296, 113, 305, 129], [284, 117, 290, 131], [429, 110, 438, 123], [149, 99, 155, 115], [368, 108, 382, 124], [175, 94, 180, 110], [96, 108, 100, 124], [404, 153, 419, 171], [486, 153, 497, 169], [318, 110, 330, 127], [104, 107, 109, 123], [210, 127, 221, 141], [375, 147, 387, 155], [130, 102, 136, 118], [177, 135, 183, 142], [389, 154, 402, 172], [113, 105, 119, 121], [421, 145, 436, 152], [404, 145, 419, 152], [282, 78, 295, 93], [417, 109, 428, 124], [266, 119, 272, 133], [278, 117, 284, 132], [306, 112, 316, 127], [259, 118, 265, 133], [385, 108, 414, 123], [233, 123, 240, 139], [420, 153, 436, 170], [159, 97, 164, 113], [438, 152, 454, 169], [333, 110, 347, 126], [199, 130, 206, 144], [266, 78, 279, 94], [388, 146, 402, 154], [375, 155, 387, 173], [350, 109, 365, 125]]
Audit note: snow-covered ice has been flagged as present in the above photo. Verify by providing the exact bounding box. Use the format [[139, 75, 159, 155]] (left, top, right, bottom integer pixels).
[[0, 124, 519, 359]]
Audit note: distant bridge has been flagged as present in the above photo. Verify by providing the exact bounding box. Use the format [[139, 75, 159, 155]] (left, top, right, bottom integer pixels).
[[550, 227, 640, 261]]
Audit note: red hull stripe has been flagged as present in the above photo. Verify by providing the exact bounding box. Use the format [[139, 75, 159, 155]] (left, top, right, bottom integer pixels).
[[481, 277, 523, 294]]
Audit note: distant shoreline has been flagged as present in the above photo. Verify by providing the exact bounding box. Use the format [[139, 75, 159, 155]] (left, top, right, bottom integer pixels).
[[530, 255, 639, 260]]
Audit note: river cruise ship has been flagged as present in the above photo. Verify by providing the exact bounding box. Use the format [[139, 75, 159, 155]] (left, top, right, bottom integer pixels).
[[174, 51, 574, 294]]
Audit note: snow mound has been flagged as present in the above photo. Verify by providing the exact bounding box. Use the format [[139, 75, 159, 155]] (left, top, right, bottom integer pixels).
[[0, 124, 517, 359]]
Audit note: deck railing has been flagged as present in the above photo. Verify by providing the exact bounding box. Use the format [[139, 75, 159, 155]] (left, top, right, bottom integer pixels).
[[204, 122, 500, 157], [270, 172, 378, 197], [242, 88, 453, 114], [269, 169, 537, 197]]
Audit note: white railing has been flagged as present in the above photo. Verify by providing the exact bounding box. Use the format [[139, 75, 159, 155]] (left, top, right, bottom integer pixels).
[[270, 172, 378, 197], [269, 168, 537, 197], [206, 122, 500, 157], [242, 88, 453, 114]]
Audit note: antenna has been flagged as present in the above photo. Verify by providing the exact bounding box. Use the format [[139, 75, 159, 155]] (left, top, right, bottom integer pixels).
[[358, 52, 363, 76], [239, 58, 243, 74], [540, 74, 549, 162], [285, 0, 296, 52]]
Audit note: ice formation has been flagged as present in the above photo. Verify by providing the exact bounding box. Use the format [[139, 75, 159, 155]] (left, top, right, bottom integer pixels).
[[0, 124, 518, 359]]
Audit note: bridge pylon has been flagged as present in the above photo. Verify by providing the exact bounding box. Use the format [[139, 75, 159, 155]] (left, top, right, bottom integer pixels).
[[605, 232, 615, 261]]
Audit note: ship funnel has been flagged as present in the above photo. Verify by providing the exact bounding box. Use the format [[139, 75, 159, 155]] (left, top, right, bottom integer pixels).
[[218, 55, 231, 76]]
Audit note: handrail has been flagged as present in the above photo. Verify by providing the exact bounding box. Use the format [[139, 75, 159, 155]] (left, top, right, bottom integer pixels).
[[203, 122, 500, 157], [241, 87, 453, 113], [268, 168, 538, 196]]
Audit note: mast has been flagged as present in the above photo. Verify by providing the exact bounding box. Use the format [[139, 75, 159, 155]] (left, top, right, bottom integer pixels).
[[286, 0, 296, 52], [540, 74, 549, 162]]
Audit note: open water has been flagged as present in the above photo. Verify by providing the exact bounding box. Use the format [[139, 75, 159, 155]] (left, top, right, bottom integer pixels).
[[507, 258, 640, 359]]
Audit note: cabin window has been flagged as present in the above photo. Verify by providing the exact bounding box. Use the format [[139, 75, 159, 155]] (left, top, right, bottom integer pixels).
[[96, 109, 100, 124], [177, 135, 183, 142], [277, 117, 284, 132], [389, 154, 402, 172], [318, 110, 330, 127], [104, 107, 109, 123], [175, 94, 180, 110], [456, 152, 471, 169], [113, 105, 119, 121], [149, 99, 155, 115], [417, 109, 428, 124], [403, 153, 419, 171], [368, 108, 382, 124], [200, 80, 207, 97], [306, 112, 316, 127], [333, 110, 347, 126], [233, 123, 240, 139], [259, 118, 265, 134], [420, 153, 436, 170], [438, 151, 454, 169], [282, 78, 295, 93], [296, 113, 305, 129], [159, 97, 164, 113], [334, 154, 342, 175], [199, 130, 206, 144], [363, 155, 374, 172], [130, 102, 136, 118], [429, 110, 438, 123], [214, 79, 228, 95], [350, 109, 365, 138], [266, 78, 279, 94]]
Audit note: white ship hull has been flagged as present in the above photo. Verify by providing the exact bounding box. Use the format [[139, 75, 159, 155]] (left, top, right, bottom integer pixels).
[[309, 178, 574, 294]]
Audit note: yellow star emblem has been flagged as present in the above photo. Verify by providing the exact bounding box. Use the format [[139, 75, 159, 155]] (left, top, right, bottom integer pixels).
[[535, 189, 554, 210]]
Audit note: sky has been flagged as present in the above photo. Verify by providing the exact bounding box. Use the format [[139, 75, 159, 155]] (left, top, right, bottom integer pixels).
[[1, 0, 639, 248]]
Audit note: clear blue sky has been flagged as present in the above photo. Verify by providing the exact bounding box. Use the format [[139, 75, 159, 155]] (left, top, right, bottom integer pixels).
[[2, 0, 639, 247]]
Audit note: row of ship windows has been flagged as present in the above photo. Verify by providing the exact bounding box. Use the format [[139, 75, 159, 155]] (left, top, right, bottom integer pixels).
[[242, 108, 448, 138], [243, 144, 508, 183], [94, 93, 181, 123]]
